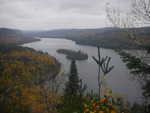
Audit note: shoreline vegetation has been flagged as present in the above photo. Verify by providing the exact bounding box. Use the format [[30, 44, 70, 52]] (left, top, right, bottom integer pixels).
[[1, 27, 149, 50], [0, 45, 61, 76], [0, 45, 62, 113], [17, 37, 41, 45], [0, 45, 61, 113], [57, 49, 88, 60], [0, 45, 61, 82], [0, 37, 40, 46]]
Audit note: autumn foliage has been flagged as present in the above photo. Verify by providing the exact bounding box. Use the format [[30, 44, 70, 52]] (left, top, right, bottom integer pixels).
[[0, 46, 61, 113]]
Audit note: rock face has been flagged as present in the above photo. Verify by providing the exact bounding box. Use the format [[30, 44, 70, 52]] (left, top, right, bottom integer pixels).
[[57, 49, 88, 61], [0, 28, 40, 45]]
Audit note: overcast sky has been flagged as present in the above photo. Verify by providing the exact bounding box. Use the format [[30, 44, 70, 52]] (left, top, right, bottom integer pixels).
[[0, 0, 131, 30]]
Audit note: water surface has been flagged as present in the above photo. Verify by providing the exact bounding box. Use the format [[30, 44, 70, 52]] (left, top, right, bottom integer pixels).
[[22, 38, 144, 104]]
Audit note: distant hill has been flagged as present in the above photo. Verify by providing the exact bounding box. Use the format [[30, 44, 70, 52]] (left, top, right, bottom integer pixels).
[[25, 27, 150, 49], [0, 28, 39, 45]]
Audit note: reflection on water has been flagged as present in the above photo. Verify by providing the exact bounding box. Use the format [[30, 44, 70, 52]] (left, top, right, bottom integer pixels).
[[22, 38, 144, 104]]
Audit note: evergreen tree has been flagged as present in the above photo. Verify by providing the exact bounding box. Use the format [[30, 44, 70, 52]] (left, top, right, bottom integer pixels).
[[61, 60, 86, 113]]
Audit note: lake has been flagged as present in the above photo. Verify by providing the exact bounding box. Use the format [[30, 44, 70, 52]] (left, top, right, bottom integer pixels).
[[22, 38, 144, 104]]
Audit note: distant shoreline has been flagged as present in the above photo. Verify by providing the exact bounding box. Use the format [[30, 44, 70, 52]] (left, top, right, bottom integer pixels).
[[37, 37, 142, 50], [17, 37, 41, 45], [0, 37, 41, 46]]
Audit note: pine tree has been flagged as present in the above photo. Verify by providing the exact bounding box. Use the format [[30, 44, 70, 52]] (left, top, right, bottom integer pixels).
[[61, 60, 86, 113], [64, 60, 79, 97]]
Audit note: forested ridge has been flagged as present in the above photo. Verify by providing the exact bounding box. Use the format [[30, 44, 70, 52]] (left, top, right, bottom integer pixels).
[[25, 27, 150, 49], [0, 46, 61, 113], [1, 26, 150, 49], [0, 28, 40, 45]]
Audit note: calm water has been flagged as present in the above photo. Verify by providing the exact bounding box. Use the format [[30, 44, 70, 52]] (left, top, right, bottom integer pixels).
[[22, 38, 144, 104]]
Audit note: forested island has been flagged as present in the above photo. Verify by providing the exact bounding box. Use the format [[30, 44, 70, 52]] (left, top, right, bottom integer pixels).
[[57, 49, 88, 60]]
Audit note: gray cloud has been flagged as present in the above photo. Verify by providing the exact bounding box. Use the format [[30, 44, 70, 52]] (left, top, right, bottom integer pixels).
[[0, 0, 131, 30]]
